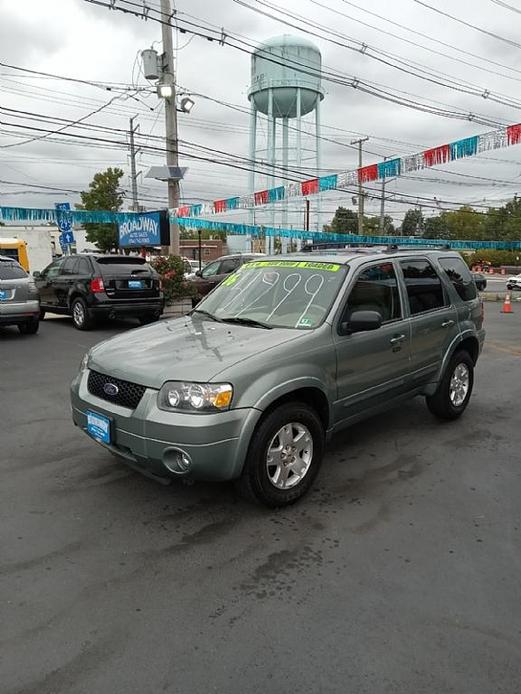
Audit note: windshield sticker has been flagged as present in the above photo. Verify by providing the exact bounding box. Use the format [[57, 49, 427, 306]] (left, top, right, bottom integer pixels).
[[222, 273, 241, 287], [242, 260, 341, 272], [298, 317, 313, 327]]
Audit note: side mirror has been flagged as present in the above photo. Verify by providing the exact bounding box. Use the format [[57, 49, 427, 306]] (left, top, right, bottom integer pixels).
[[195, 270, 202, 278], [33, 270, 41, 278], [342, 310, 382, 335]]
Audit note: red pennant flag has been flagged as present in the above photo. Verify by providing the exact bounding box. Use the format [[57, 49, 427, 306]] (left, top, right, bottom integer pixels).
[[423, 144, 450, 167], [358, 164, 378, 183], [254, 190, 269, 205], [507, 124, 521, 146], [301, 178, 319, 196]]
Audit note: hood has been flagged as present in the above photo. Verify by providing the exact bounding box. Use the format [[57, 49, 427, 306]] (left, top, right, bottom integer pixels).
[[88, 316, 307, 389]]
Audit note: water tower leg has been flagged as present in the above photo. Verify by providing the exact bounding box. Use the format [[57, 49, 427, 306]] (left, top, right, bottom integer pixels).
[[267, 88, 274, 254], [249, 103, 257, 226], [282, 116, 289, 231], [296, 87, 302, 172], [315, 97, 321, 232]]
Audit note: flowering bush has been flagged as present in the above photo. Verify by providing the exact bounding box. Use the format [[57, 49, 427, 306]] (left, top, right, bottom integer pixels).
[[150, 255, 196, 304]]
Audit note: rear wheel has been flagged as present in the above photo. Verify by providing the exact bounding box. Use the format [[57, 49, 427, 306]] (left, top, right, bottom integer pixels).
[[426, 350, 474, 420], [71, 297, 94, 330], [236, 402, 324, 507], [18, 317, 39, 335]]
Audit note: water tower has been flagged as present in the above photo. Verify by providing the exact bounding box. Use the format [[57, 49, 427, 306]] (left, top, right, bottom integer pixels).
[[248, 35, 324, 232]]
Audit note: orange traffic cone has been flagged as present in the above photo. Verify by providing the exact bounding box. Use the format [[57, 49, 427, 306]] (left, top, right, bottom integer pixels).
[[501, 292, 513, 314]]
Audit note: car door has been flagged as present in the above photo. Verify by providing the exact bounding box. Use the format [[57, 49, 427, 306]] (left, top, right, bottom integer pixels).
[[53, 257, 78, 308], [35, 258, 65, 308], [333, 260, 412, 424], [398, 258, 459, 386], [194, 259, 224, 296]]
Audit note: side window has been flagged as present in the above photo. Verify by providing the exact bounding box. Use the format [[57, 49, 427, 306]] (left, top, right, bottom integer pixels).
[[201, 261, 221, 278], [220, 258, 239, 274], [342, 262, 402, 324], [76, 258, 91, 275], [400, 259, 448, 315], [438, 257, 477, 301], [61, 258, 77, 275], [45, 259, 65, 280]]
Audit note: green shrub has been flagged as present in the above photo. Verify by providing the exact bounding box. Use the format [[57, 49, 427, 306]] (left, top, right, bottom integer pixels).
[[466, 250, 521, 267], [150, 255, 196, 304]]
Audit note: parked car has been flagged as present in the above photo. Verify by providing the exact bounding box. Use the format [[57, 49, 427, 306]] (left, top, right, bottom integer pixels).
[[471, 272, 487, 291], [189, 253, 265, 305], [34, 254, 164, 330], [183, 258, 201, 278], [506, 273, 521, 291], [0, 256, 40, 334], [71, 249, 485, 507]]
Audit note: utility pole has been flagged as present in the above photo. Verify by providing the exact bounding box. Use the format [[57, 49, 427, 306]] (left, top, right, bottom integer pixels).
[[379, 155, 387, 234], [351, 137, 369, 235], [129, 116, 139, 212], [305, 199, 310, 232], [160, 0, 180, 256]]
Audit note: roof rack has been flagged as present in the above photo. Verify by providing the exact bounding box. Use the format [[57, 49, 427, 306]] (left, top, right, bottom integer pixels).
[[301, 241, 452, 254]]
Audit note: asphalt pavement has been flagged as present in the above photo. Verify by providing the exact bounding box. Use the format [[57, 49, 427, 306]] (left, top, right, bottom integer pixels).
[[1, 310, 521, 694]]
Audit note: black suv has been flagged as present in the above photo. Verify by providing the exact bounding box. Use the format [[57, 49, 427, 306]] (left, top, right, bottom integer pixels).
[[34, 254, 164, 330]]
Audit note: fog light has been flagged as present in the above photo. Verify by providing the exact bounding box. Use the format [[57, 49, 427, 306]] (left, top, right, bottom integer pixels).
[[163, 448, 192, 474]]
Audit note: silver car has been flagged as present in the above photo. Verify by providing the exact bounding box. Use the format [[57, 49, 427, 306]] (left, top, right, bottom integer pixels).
[[0, 256, 40, 334], [71, 249, 485, 506]]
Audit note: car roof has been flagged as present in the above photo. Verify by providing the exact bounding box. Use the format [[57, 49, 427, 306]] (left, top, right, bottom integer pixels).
[[277, 248, 461, 266]]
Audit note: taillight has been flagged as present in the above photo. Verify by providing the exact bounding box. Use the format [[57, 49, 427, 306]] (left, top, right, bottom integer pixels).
[[90, 277, 104, 293]]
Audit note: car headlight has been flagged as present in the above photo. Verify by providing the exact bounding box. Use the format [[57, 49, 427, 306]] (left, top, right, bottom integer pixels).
[[79, 352, 90, 372], [158, 381, 233, 412]]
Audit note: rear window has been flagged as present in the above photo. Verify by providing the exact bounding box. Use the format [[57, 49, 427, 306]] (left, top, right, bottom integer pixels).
[[95, 256, 146, 265], [0, 263, 27, 280], [438, 257, 477, 301]]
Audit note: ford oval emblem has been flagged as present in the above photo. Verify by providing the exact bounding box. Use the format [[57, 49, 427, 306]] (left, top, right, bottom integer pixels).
[[103, 382, 119, 397]]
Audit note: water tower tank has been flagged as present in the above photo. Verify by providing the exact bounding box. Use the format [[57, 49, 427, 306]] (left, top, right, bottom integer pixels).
[[248, 35, 324, 118]]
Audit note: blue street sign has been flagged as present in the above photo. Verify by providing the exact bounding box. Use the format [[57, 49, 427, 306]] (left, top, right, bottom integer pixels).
[[55, 202, 73, 234], [62, 230, 75, 245]]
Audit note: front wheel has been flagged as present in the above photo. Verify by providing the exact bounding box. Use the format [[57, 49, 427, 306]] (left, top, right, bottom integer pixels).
[[71, 297, 94, 330], [18, 317, 39, 335], [236, 402, 325, 507], [426, 350, 474, 420]]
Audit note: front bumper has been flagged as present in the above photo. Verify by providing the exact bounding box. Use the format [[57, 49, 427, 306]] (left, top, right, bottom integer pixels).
[[71, 369, 261, 482], [0, 299, 39, 324]]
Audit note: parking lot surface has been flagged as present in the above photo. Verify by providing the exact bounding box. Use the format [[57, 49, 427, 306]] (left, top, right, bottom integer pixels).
[[1, 310, 521, 694]]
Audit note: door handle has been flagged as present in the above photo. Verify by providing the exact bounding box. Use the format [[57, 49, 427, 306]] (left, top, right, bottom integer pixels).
[[441, 320, 455, 328], [389, 334, 406, 345]]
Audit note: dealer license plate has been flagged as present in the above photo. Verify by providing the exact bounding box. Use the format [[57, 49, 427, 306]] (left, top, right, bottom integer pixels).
[[128, 280, 143, 289], [86, 410, 111, 444], [0, 289, 11, 301]]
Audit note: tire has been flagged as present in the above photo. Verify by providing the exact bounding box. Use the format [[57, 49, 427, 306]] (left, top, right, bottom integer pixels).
[[71, 297, 94, 330], [507, 284, 513, 290], [18, 317, 39, 335], [426, 350, 474, 421], [236, 402, 325, 507], [139, 314, 159, 326], [39, 309, 46, 320]]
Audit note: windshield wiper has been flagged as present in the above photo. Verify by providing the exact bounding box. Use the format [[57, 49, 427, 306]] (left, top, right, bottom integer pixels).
[[220, 316, 273, 330], [190, 309, 223, 323]]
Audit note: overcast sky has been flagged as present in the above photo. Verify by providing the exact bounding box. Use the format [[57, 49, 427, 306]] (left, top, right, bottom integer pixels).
[[2, 0, 521, 229]]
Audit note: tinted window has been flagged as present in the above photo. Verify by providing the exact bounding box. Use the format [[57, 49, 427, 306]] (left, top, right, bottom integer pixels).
[[94, 256, 151, 276], [400, 260, 448, 315], [0, 263, 27, 280], [220, 258, 239, 274], [44, 259, 65, 279], [438, 257, 477, 301], [201, 261, 221, 278], [75, 258, 92, 275], [96, 256, 146, 265], [61, 258, 77, 275], [343, 262, 401, 324]]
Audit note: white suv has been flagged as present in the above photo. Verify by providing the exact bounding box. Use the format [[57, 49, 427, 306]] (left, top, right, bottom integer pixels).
[[506, 273, 521, 291]]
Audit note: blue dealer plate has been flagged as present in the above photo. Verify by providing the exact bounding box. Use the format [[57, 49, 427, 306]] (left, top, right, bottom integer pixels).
[[86, 410, 111, 444], [0, 289, 10, 301], [128, 280, 144, 289]]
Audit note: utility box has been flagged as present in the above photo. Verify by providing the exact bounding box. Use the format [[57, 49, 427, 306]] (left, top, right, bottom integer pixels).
[[142, 49, 159, 80]]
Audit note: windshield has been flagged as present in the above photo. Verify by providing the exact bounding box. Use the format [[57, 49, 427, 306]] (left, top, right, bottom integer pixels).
[[198, 260, 348, 329], [0, 263, 27, 280]]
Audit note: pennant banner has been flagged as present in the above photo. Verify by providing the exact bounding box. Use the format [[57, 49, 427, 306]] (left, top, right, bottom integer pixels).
[[173, 121, 521, 217], [173, 216, 521, 250], [0, 207, 147, 225]]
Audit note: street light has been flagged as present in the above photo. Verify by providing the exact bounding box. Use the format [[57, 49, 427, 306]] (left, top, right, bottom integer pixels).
[[157, 83, 173, 99], [179, 96, 195, 114]]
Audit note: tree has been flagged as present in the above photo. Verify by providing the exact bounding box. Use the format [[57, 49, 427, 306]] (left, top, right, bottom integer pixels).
[[423, 214, 449, 239], [401, 208, 424, 236], [324, 206, 358, 234], [77, 167, 124, 252]]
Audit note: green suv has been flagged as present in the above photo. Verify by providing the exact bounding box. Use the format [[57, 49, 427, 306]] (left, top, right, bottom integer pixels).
[[71, 249, 485, 507]]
